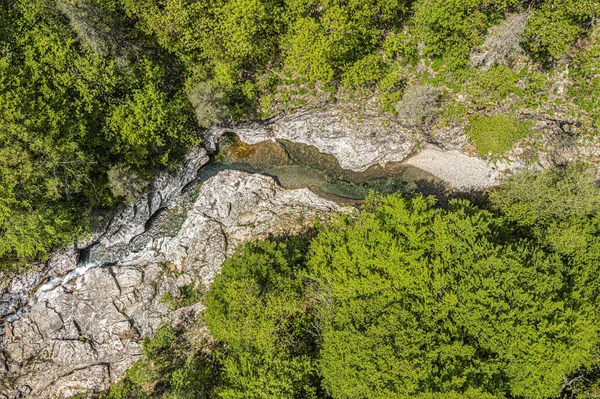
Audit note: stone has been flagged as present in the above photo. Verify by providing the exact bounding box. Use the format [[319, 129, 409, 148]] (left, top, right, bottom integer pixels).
[[205, 104, 417, 172], [0, 171, 346, 398]]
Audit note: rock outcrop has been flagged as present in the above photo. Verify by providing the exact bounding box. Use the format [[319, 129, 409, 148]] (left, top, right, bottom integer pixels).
[[0, 148, 210, 327], [1, 171, 345, 398], [205, 105, 417, 172]]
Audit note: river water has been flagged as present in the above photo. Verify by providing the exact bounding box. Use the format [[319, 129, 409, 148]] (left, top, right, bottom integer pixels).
[[198, 134, 447, 203]]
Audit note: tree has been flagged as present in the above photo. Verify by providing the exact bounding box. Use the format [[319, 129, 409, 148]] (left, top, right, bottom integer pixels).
[[307, 194, 599, 398], [410, 0, 521, 66], [0, 0, 197, 265], [395, 83, 441, 125], [205, 238, 323, 399], [522, 0, 600, 62]]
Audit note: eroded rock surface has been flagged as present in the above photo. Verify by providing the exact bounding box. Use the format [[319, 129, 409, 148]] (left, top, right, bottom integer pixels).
[[206, 105, 417, 172], [1, 171, 345, 398]]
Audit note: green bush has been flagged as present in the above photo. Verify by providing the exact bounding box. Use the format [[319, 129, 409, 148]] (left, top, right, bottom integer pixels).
[[160, 284, 203, 311], [464, 65, 520, 108], [395, 83, 441, 125], [522, 0, 600, 62], [466, 114, 532, 157], [107, 164, 148, 204], [570, 32, 600, 130], [342, 54, 387, 89], [205, 238, 321, 399], [186, 80, 231, 129]]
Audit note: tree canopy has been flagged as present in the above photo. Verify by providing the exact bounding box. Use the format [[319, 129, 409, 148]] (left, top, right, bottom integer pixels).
[[1, 0, 599, 269], [191, 166, 600, 399]]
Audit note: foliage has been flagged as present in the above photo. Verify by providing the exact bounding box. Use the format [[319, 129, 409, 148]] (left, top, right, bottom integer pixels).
[[395, 83, 441, 125], [187, 80, 231, 129], [490, 163, 600, 253], [570, 30, 600, 129], [342, 53, 387, 89], [102, 323, 220, 399], [470, 12, 527, 70], [523, 0, 600, 62], [466, 114, 532, 157], [307, 193, 600, 399], [0, 0, 197, 265], [281, 0, 408, 83], [57, 0, 141, 57], [205, 238, 322, 399], [160, 284, 203, 311], [106, 62, 198, 168], [463, 65, 520, 108], [107, 164, 148, 204], [410, 0, 520, 66]]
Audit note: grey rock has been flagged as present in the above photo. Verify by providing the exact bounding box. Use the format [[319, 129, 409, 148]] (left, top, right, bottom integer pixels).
[[206, 105, 417, 172], [164, 170, 345, 284], [0, 247, 79, 324], [97, 147, 210, 251], [1, 171, 346, 398]]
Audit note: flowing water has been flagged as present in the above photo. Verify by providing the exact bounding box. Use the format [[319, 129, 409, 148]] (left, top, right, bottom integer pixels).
[[3, 137, 448, 323]]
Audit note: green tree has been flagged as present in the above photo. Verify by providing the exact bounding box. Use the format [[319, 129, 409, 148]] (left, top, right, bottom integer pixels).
[[410, 0, 520, 66], [206, 238, 323, 399], [523, 0, 600, 62], [307, 194, 599, 398], [0, 0, 197, 264]]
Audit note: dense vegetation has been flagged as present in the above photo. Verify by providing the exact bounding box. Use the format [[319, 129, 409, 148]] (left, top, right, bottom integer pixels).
[[1, 0, 599, 266], [104, 165, 600, 399]]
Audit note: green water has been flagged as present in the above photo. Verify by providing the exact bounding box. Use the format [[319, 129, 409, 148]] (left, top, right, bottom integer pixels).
[[197, 135, 446, 202]]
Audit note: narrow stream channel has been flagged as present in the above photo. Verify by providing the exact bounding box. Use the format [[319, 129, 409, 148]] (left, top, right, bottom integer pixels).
[[198, 134, 448, 202]]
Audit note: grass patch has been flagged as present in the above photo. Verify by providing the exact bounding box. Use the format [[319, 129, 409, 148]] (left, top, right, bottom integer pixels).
[[160, 284, 203, 311]]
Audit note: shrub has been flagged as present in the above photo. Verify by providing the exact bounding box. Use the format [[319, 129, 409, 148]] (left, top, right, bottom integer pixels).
[[490, 163, 600, 236], [522, 0, 600, 62], [107, 164, 148, 204], [108, 72, 197, 167], [470, 12, 527, 70], [57, 0, 138, 57], [205, 238, 321, 399], [308, 193, 600, 399], [410, 0, 521, 66], [395, 83, 441, 125], [186, 80, 231, 129], [464, 65, 520, 108], [342, 53, 387, 88], [160, 284, 203, 311], [570, 32, 600, 129], [142, 324, 178, 361], [466, 114, 532, 157]]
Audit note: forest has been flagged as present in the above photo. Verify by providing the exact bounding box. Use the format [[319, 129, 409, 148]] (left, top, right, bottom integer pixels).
[[1, 0, 599, 266], [102, 165, 600, 398], [2, 0, 600, 397]]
